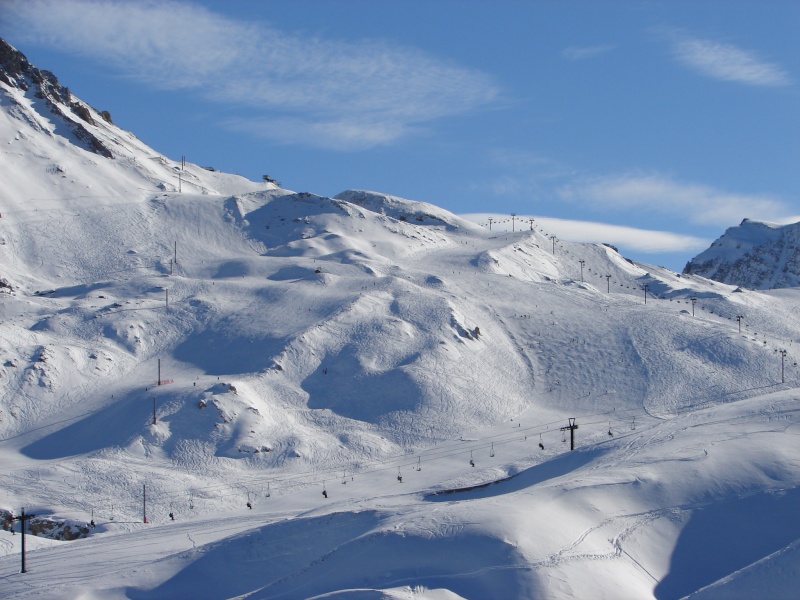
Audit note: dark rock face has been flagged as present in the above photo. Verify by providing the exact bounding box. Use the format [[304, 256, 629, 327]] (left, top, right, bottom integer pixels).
[[28, 516, 91, 540], [0, 38, 32, 88], [0, 37, 113, 158]]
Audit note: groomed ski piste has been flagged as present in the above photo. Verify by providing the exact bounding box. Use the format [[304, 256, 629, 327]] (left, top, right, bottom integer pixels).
[[2, 40, 800, 599]]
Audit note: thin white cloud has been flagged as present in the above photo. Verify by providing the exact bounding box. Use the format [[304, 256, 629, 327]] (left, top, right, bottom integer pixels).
[[225, 116, 413, 152], [671, 35, 791, 87], [558, 173, 790, 227], [470, 149, 577, 199], [461, 213, 708, 254], [562, 45, 613, 61], [5, 0, 499, 149]]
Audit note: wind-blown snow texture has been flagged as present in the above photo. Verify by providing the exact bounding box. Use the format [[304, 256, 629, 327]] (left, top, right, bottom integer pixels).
[[2, 38, 800, 599], [685, 218, 800, 290]]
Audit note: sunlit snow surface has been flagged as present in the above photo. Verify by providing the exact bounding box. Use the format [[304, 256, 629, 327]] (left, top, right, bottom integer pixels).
[[2, 60, 800, 600]]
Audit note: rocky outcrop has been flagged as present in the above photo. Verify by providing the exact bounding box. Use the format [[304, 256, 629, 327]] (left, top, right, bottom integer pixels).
[[0, 37, 113, 158]]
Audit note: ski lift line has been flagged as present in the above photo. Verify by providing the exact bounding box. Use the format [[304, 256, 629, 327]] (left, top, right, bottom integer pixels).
[[109, 383, 785, 493], [119, 432, 563, 502], [26, 404, 751, 512], [95, 409, 646, 520], [181, 429, 580, 499], [6, 406, 656, 505], [214, 410, 648, 491], [142, 411, 659, 502]]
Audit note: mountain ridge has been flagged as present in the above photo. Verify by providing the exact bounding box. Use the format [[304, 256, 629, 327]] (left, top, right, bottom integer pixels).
[[0, 37, 113, 158], [685, 218, 800, 290]]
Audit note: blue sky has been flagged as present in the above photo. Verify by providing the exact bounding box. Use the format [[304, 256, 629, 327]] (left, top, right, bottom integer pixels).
[[3, 0, 798, 270]]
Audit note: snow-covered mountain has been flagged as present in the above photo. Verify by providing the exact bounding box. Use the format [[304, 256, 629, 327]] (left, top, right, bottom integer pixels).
[[0, 37, 266, 216], [2, 38, 800, 599], [684, 218, 800, 290]]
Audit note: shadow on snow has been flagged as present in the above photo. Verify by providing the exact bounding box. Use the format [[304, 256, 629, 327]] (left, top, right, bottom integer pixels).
[[125, 510, 540, 600], [426, 448, 604, 502], [21, 391, 147, 459], [303, 349, 423, 423], [655, 486, 800, 600]]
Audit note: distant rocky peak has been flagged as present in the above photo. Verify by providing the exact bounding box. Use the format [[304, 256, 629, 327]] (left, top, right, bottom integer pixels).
[[684, 219, 800, 290], [0, 37, 112, 158]]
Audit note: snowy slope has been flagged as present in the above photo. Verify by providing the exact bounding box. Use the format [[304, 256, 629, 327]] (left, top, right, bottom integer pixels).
[[2, 38, 800, 599], [684, 218, 800, 290]]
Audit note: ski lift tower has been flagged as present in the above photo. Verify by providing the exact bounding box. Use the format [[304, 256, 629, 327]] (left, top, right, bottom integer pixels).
[[560, 418, 578, 451]]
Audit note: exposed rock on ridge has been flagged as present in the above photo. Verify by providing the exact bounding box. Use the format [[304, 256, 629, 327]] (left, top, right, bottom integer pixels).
[[0, 37, 112, 158]]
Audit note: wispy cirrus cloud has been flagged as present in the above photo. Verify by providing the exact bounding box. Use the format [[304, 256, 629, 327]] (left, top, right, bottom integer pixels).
[[669, 34, 791, 87], [469, 149, 578, 199], [224, 116, 415, 152], [558, 173, 790, 227], [562, 45, 613, 61], [473, 148, 793, 232], [4, 0, 499, 150]]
